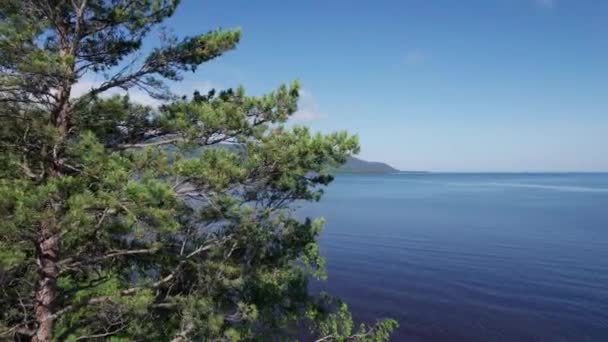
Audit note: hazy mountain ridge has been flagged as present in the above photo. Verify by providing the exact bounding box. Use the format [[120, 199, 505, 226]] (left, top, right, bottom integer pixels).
[[338, 157, 399, 173], [165, 143, 400, 174]]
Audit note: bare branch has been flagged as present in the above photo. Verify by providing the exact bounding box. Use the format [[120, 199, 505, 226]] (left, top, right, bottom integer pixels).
[[116, 137, 182, 150], [74, 326, 125, 341], [170, 322, 194, 342], [59, 247, 160, 271]]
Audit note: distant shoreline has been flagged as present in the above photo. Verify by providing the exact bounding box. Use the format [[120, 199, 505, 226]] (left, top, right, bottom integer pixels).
[[336, 171, 608, 175]]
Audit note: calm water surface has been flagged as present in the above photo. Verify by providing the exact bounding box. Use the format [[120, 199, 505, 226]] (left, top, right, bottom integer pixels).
[[300, 173, 608, 341]]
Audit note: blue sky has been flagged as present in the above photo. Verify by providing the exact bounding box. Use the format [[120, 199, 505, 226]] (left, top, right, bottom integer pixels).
[[116, 0, 608, 171]]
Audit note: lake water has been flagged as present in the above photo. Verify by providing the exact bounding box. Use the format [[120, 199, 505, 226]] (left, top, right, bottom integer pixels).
[[300, 173, 608, 341]]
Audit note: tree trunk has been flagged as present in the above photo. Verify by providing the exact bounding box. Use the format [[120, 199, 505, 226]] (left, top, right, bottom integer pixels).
[[33, 227, 59, 342], [33, 79, 70, 342], [32, 13, 77, 341]]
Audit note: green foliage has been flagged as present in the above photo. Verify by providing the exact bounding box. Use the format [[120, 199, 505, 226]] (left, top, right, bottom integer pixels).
[[0, 0, 396, 341]]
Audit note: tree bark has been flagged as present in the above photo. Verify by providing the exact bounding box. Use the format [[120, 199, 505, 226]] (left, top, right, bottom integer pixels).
[[32, 84, 70, 341], [33, 226, 59, 342], [33, 69, 72, 342]]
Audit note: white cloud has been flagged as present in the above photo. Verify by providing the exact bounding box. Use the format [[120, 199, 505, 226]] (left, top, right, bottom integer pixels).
[[73, 78, 324, 123], [174, 80, 217, 97], [71, 79, 163, 107], [536, 0, 556, 9], [292, 89, 324, 122], [71, 78, 220, 108], [70, 80, 99, 98], [404, 49, 426, 65]]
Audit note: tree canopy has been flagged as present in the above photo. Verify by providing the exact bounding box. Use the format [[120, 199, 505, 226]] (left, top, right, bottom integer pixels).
[[0, 1, 396, 340]]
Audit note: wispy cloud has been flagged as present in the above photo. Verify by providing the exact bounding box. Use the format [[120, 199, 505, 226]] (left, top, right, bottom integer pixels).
[[175, 80, 217, 97], [71, 78, 220, 108], [292, 89, 324, 122], [73, 78, 324, 123], [535, 0, 556, 9], [404, 49, 426, 66], [70, 79, 162, 107]]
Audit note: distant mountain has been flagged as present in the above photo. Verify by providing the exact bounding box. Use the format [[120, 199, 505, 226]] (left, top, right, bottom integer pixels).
[[163, 143, 400, 174], [338, 157, 399, 173]]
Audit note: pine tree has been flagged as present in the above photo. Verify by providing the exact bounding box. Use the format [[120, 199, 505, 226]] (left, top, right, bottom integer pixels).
[[0, 1, 397, 340]]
